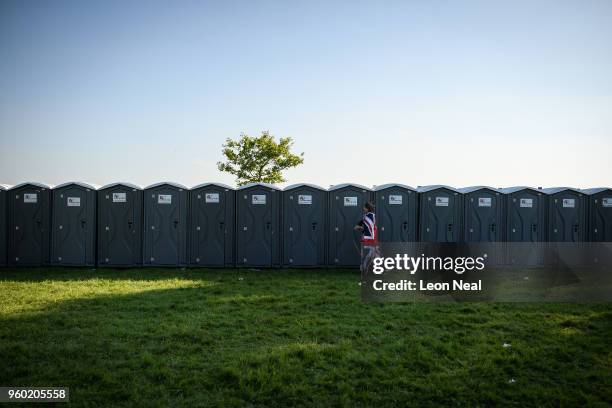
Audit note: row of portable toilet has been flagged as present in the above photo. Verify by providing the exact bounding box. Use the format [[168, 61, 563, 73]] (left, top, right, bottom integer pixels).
[[0, 182, 611, 268]]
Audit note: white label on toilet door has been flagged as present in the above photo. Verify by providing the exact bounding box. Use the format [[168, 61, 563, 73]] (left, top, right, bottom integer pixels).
[[435, 197, 449, 207], [206, 193, 220, 203], [562, 198, 575, 208], [520, 198, 533, 208], [298, 195, 312, 205], [389, 195, 403, 205], [478, 197, 492, 207], [113, 193, 126, 203], [344, 196, 358, 206], [252, 194, 266, 205], [603, 198, 612, 207], [24, 194, 37, 203], [67, 197, 81, 207], [158, 194, 172, 204]]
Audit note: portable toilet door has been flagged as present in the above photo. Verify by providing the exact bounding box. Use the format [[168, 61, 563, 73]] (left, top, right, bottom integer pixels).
[[8, 182, 51, 266], [543, 187, 587, 242], [0, 185, 7, 266], [97, 183, 143, 267], [328, 183, 372, 267], [417, 186, 462, 242], [189, 183, 235, 267], [502, 187, 547, 242], [143, 182, 188, 266], [584, 188, 612, 242], [460, 187, 504, 242], [373, 184, 417, 242], [236, 183, 280, 267], [282, 184, 327, 267], [51, 182, 97, 266]]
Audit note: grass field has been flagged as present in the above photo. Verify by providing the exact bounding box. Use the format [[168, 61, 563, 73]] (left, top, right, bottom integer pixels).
[[1, 268, 611, 407]]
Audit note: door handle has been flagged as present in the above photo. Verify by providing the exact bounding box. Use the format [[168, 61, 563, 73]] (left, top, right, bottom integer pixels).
[[81, 220, 86, 229], [128, 221, 133, 229], [402, 221, 408, 230], [220, 222, 225, 230], [490, 223, 496, 232], [312, 222, 317, 231], [173, 220, 179, 228], [266, 222, 271, 230]]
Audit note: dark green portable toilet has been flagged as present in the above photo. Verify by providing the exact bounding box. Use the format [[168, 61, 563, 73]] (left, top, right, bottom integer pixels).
[[8, 182, 51, 266], [584, 188, 612, 242], [98, 182, 143, 267], [328, 183, 372, 267], [543, 187, 587, 242], [143, 182, 188, 267], [0, 185, 7, 266], [51, 182, 97, 266], [282, 183, 327, 267], [373, 184, 417, 242], [417, 185, 462, 242], [502, 187, 547, 242], [236, 183, 281, 267], [460, 186, 504, 242], [189, 183, 235, 267]]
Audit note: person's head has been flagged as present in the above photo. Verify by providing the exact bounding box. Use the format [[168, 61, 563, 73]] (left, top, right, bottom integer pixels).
[[363, 202, 375, 213]]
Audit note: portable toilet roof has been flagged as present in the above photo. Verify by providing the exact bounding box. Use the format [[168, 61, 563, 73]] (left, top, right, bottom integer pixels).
[[542, 187, 582, 195], [191, 182, 234, 190], [417, 185, 461, 193], [373, 183, 416, 192], [236, 182, 281, 191], [99, 182, 142, 190], [0, 184, 11, 190], [500, 186, 543, 194], [144, 181, 188, 190], [459, 186, 501, 194], [9, 182, 52, 190], [284, 183, 326, 191], [581, 187, 611, 195], [328, 183, 371, 191], [53, 181, 98, 190]]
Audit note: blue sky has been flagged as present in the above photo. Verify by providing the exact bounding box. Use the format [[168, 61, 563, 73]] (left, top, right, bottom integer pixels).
[[1, 0, 611, 189]]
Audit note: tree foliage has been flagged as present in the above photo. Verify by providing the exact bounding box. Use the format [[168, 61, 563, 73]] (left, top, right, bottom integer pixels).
[[217, 131, 304, 186]]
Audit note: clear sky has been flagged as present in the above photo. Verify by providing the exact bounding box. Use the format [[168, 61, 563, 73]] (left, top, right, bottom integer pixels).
[[1, 0, 611, 189]]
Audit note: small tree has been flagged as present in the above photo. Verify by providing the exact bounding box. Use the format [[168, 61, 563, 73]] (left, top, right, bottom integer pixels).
[[217, 131, 304, 186]]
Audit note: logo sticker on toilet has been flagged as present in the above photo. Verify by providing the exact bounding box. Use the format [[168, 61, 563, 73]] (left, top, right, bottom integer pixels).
[[478, 197, 492, 207], [562, 198, 575, 208], [520, 198, 533, 208], [389, 195, 403, 205], [603, 198, 612, 208], [67, 197, 81, 207], [298, 195, 312, 205], [344, 197, 358, 206], [435, 197, 449, 207], [158, 194, 172, 204], [112, 193, 126, 203], [24, 194, 37, 203], [252, 194, 266, 205], [205, 193, 220, 203]]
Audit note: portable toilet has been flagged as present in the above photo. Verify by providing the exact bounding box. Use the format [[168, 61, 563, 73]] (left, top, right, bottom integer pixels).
[[0, 185, 8, 266], [282, 183, 327, 267], [373, 184, 417, 242], [50, 182, 97, 266], [417, 185, 462, 242], [8, 182, 51, 266], [97, 182, 143, 267], [236, 183, 280, 267], [328, 183, 372, 267], [543, 187, 587, 242], [460, 186, 504, 242], [502, 187, 547, 242], [143, 182, 188, 266], [189, 183, 235, 267], [584, 188, 612, 242]]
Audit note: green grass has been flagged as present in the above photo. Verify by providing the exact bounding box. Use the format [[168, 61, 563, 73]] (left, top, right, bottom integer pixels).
[[0, 268, 610, 407]]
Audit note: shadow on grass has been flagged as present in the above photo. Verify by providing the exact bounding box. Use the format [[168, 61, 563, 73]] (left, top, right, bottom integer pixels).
[[1, 271, 611, 407]]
